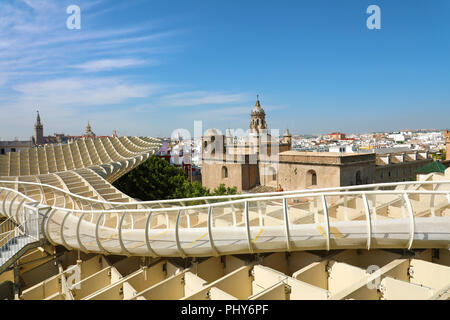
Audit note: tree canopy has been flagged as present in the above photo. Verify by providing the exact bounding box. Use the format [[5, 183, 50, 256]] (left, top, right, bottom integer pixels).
[[113, 156, 237, 201], [436, 150, 446, 161]]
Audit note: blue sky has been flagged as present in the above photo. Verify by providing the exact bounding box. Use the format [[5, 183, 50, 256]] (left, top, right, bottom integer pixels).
[[0, 0, 449, 139]]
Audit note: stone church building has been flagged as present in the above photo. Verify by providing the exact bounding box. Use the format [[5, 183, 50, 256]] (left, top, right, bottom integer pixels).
[[201, 98, 433, 193], [201, 98, 292, 192]]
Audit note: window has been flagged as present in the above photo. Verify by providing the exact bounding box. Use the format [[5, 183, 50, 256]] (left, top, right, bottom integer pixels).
[[0, 148, 5, 155], [355, 171, 362, 185], [307, 170, 317, 186], [211, 137, 215, 155], [222, 166, 228, 179], [268, 167, 277, 181], [380, 172, 384, 179]]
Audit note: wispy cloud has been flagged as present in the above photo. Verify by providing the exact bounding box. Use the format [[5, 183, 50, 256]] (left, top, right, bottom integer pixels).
[[0, 71, 8, 87], [0, 0, 252, 139], [189, 104, 287, 119], [159, 91, 248, 107], [13, 77, 160, 107], [0, 0, 180, 80], [72, 58, 152, 72], [0, 0, 187, 138]]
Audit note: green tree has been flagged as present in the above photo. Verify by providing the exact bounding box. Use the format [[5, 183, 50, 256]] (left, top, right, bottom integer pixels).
[[113, 156, 238, 200], [212, 184, 238, 196], [113, 155, 189, 200], [436, 150, 446, 161], [171, 180, 210, 199]]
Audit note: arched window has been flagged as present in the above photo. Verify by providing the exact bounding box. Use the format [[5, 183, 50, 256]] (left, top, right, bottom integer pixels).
[[222, 166, 228, 179], [307, 170, 317, 186], [267, 167, 277, 181], [204, 141, 207, 149], [356, 171, 362, 185], [211, 136, 216, 155]]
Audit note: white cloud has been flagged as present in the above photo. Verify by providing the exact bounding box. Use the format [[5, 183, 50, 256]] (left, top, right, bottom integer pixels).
[[188, 104, 287, 120], [159, 91, 248, 107], [0, 0, 178, 81], [72, 58, 152, 72], [21, 0, 55, 11], [13, 77, 159, 107], [200, 106, 250, 116], [0, 0, 238, 138], [0, 74, 7, 87]]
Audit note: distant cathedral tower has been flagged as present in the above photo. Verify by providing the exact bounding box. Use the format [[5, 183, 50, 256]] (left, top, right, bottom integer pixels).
[[249, 95, 267, 133], [34, 111, 44, 145], [282, 128, 292, 146], [83, 121, 96, 137]]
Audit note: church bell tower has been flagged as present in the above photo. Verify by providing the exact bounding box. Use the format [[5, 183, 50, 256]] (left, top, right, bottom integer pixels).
[[34, 111, 44, 145], [249, 95, 267, 134]]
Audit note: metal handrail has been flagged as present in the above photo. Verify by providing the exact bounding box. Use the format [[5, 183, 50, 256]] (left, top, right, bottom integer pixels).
[[1, 189, 447, 215], [0, 215, 43, 264], [0, 217, 16, 234], [1, 181, 450, 259], [1, 179, 449, 208]]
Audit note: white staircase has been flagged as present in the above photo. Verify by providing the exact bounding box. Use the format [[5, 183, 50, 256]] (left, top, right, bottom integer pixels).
[[0, 234, 36, 265], [0, 204, 47, 274]]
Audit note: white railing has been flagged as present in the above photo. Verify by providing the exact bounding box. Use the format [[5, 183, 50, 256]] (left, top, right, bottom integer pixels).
[[0, 217, 16, 238], [1, 181, 450, 258], [0, 202, 47, 266], [1, 179, 449, 210]]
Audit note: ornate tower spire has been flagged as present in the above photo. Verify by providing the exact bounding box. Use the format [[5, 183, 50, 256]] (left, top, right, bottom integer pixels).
[[36, 111, 42, 126], [249, 95, 267, 133], [84, 121, 96, 137], [34, 110, 44, 145], [255, 94, 261, 107], [282, 128, 292, 149]]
